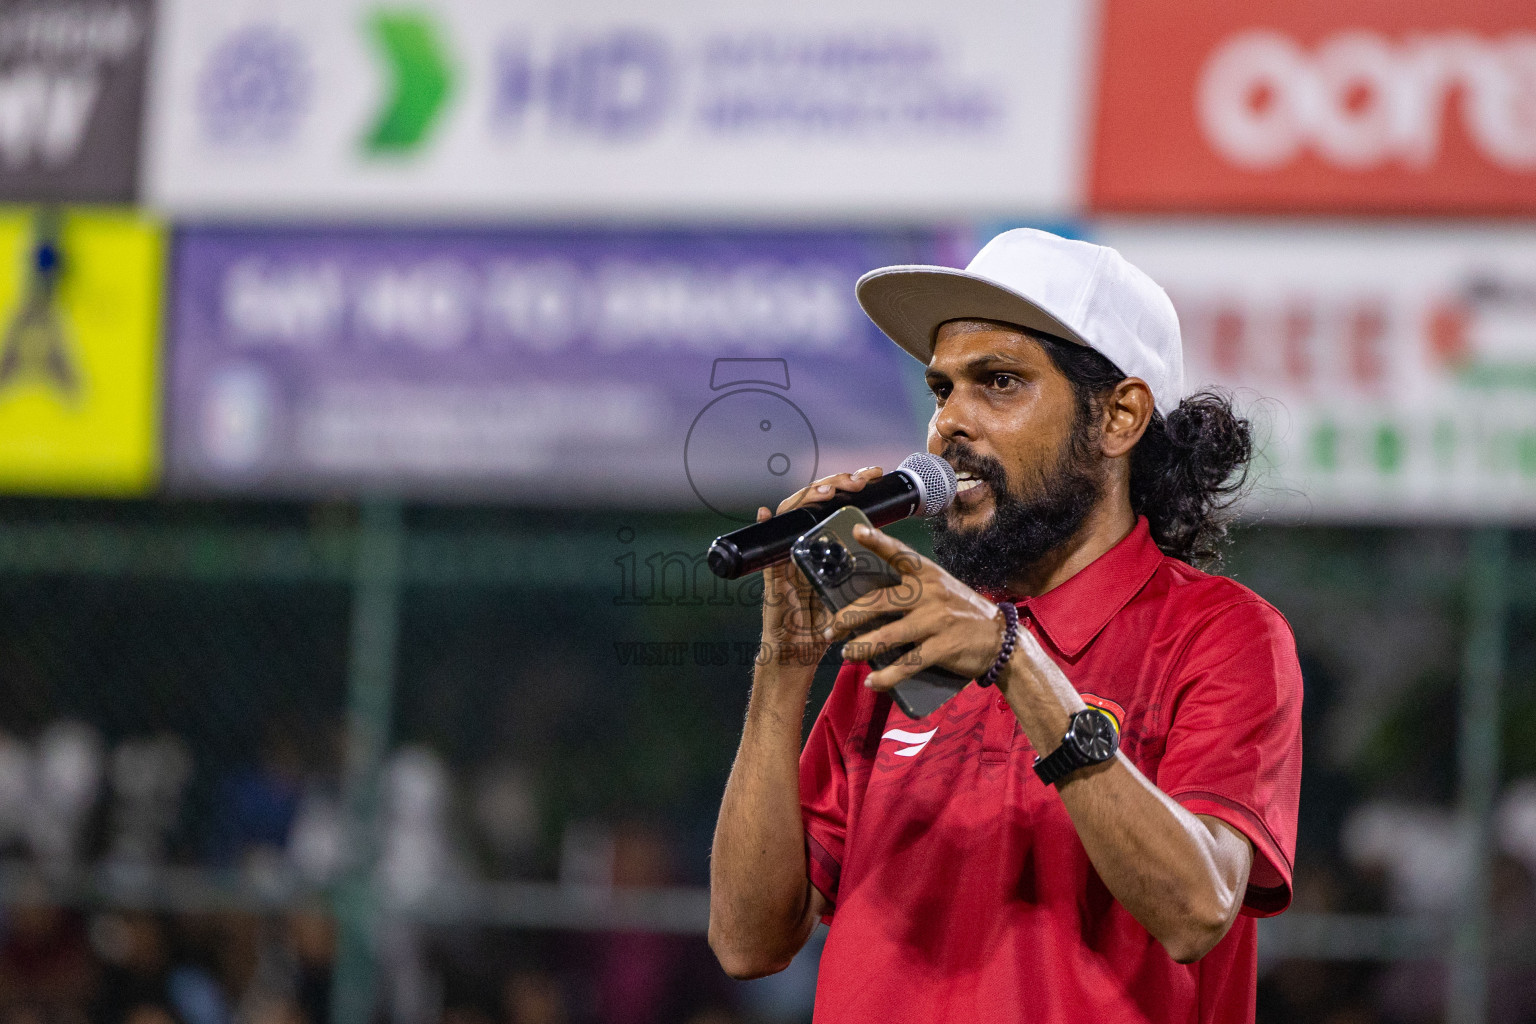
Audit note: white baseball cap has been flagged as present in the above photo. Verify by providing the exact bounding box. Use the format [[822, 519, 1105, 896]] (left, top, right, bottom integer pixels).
[[856, 228, 1185, 417]]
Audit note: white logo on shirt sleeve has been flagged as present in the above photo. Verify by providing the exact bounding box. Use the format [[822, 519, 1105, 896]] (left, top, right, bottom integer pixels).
[[881, 727, 938, 757]]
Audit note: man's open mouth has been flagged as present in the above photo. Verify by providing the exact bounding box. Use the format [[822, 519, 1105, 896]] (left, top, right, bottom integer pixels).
[[954, 470, 987, 496]]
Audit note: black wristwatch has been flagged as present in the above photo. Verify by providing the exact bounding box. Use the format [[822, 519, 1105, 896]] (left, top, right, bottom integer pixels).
[[1033, 708, 1119, 787]]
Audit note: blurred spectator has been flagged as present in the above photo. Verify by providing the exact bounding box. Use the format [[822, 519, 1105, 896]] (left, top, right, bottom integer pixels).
[[239, 998, 305, 1024], [106, 737, 193, 871], [91, 913, 172, 1024], [15, 675, 1531, 1024], [0, 724, 104, 876], [378, 749, 467, 1024], [90, 910, 229, 1024], [1341, 803, 1466, 915], [0, 723, 197, 880], [591, 824, 671, 1024], [203, 915, 261, 1014], [31, 724, 104, 877], [0, 892, 95, 1024], [438, 1007, 492, 1024], [556, 824, 612, 894], [470, 764, 540, 880], [208, 729, 307, 870], [285, 914, 332, 1024], [381, 748, 466, 905], [123, 1006, 177, 1024], [379, 917, 434, 1024], [285, 791, 345, 891], [500, 969, 564, 1024], [578, 822, 730, 1024], [227, 913, 333, 1024], [1372, 852, 1536, 1024], [167, 961, 229, 1024], [1498, 778, 1536, 877], [1489, 853, 1536, 1024]]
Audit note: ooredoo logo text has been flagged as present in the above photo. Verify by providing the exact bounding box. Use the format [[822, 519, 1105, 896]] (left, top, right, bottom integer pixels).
[[1200, 31, 1536, 172], [1091, 0, 1536, 214]]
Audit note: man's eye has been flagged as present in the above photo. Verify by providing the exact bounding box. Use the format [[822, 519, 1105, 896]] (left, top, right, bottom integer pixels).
[[929, 384, 950, 403], [990, 374, 1017, 389]]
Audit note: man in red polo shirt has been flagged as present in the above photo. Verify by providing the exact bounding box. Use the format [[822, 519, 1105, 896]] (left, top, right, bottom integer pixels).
[[708, 228, 1302, 1023]]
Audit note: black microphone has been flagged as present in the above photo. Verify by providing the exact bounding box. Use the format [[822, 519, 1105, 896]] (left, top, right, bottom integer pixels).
[[706, 452, 957, 580]]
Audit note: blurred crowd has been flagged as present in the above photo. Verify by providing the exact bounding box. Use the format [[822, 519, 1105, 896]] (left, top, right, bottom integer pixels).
[[0, 898, 772, 1024], [0, 718, 811, 1024], [1258, 795, 1536, 1024], [1, 701, 1535, 1024]]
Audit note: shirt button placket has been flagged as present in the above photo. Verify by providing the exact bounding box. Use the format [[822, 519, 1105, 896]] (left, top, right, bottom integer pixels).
[[980, 699, 1016, 763]]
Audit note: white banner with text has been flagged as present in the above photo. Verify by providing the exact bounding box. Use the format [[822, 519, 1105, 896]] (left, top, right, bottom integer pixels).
[[146, 0, 1090, 218]]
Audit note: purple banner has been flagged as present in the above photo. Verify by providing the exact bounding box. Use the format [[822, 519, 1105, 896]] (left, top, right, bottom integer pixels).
[[168, 227, 958, 511]]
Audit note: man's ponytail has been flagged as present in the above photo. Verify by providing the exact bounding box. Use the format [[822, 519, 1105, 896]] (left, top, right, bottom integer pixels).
[[1129, 392, 1253, 566]]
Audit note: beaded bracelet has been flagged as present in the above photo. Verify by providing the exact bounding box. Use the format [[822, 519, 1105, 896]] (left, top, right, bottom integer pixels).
[[978, 600, 1020, 688]]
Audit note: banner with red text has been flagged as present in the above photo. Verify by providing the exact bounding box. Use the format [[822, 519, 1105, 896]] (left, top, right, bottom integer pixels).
[[1097, 223, 1536, 520]]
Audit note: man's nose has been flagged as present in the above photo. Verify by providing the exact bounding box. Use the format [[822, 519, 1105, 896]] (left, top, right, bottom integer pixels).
[[933, 390, 978, 443]]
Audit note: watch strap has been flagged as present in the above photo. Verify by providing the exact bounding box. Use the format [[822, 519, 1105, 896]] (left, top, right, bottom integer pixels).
[[1032, 741, 1086, 787]]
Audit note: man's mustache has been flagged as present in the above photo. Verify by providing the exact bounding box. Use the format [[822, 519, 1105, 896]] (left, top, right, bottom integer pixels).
[[941, 441, 1009, 490]]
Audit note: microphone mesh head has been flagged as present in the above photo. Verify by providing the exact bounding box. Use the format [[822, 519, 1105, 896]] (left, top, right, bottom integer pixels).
[[897, 452, 957, 517]]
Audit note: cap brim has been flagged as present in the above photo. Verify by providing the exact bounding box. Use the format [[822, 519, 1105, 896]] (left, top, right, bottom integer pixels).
[[855, 265, 1088, 365]]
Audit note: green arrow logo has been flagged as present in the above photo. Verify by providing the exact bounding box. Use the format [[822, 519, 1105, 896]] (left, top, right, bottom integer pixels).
[[363, 10, 454, 155]]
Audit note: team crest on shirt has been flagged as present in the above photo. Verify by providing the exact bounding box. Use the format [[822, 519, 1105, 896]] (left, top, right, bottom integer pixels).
[[1080, 693, 1125, 735]]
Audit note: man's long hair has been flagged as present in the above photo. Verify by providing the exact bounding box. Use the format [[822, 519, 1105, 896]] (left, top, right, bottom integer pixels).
[[1035, 331, 1254, 567]]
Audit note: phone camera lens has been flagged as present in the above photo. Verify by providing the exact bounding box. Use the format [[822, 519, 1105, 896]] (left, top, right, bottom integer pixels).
[[809, 537, 852, 581]]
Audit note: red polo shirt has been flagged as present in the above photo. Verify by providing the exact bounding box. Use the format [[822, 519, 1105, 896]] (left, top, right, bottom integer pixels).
[[799, 516, 1302, 1023]]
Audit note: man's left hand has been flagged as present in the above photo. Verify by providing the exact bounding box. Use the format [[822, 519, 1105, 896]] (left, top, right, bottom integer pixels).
[[825, 524, 1009, 691]]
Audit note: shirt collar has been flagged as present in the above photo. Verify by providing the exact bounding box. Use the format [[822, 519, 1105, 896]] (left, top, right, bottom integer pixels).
[[1014, 516, 1165, 658]]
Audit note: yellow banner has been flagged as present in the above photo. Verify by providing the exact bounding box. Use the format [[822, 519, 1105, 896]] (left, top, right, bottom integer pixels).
[[0, 208, 163, 494]]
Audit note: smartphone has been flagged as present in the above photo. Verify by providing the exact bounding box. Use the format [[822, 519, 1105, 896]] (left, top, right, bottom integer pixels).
[[790, 506, 971, 719]]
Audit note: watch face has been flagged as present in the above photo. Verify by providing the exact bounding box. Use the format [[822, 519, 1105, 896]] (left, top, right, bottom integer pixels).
[[1072, 710, 1119, 762]]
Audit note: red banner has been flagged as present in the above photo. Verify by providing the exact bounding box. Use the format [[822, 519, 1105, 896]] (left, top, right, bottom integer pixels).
[[1090, 0, 1536, 214]]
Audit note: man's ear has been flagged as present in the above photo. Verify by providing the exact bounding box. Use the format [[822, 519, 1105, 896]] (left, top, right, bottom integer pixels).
[[1100, 378, 1154, 459]]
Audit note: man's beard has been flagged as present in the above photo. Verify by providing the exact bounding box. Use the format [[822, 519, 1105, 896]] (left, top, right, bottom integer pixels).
[[928, 421, 1103, 595]]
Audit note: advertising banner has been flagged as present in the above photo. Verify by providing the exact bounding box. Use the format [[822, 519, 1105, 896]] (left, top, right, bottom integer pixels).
[[0, 1, 153, 202], [1092, 0, 1536, 214], [145, 0, 1090, 218], [0, 208, 163, 494], [167, 227, 952, 508], [1097, 223, 1536, 520]]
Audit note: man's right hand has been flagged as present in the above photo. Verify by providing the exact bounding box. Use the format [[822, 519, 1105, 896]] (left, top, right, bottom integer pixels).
[[757, 467, 884, 667]]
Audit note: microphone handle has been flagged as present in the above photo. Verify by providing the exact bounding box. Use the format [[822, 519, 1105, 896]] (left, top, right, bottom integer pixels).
[[706, 472, 920, 579]]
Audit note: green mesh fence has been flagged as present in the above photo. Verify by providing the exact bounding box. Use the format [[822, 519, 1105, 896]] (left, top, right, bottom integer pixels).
[[0, 498, 1531, 1024]]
